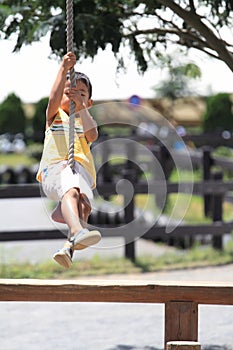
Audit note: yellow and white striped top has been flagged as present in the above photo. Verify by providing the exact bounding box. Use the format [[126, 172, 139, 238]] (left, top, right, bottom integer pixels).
[[36, 108, 96, 188]]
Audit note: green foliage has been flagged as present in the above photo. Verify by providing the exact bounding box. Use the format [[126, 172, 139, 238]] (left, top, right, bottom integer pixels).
[[202, 93, 233, 132], [50, 0, 126, 63], [0, 93, 26, 134], [32, 97, 48, 142], [212, 146, 233, 158], [154, 53, 202, 98], [0, 0, 232, 73], [201, 0, 233, 25]]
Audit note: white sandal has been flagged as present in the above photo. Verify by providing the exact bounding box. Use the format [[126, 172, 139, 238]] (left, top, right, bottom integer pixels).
[[69, 228, 101, 250], [53, 247, 73, 268]]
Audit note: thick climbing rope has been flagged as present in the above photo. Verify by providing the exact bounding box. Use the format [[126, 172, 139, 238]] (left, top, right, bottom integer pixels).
[[66, 0, 76, 171]]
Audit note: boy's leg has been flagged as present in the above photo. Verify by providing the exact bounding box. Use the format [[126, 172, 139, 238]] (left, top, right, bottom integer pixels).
[[53, 188, 82, 268], [53, 188, 101, 268], [51, 202, 64, 223], [61, 188, 83, 238], [61, 188, 101, 250], [78, 193, 92, 227], [51, 193, 91, 226]]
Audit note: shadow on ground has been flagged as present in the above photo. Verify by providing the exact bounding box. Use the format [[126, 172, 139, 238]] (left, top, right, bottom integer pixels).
[[203, 347, 233, 350], [107, 346, 159, 350], [107, 345, 233, 350]]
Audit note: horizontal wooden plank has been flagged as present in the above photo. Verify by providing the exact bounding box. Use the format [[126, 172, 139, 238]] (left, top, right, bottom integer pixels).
[[1, 180, 233, 199], [97, 181, 233, 196], [144, 222, 233, 238], [0, 184, 42, 198], [1, 220, 233, 242], [0, 229, 66, 241], [0, 279, 233, 305]]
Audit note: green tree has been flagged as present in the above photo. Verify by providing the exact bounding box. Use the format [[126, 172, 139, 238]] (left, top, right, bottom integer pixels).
[[32, 97, 48, 142], [0, 93, 26, 134], [0, 0, 232, 73], [154, 51, 202, 99], [203, 93, 233, 132]]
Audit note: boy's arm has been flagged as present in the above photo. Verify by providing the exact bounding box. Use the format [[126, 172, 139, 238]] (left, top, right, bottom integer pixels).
[[79, 108, 98, 143], [46, 52, 76, 125]]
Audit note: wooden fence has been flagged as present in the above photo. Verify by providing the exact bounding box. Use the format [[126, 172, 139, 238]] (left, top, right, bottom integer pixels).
[[1, 145, 233, 260], [0, 278, 233, 349]]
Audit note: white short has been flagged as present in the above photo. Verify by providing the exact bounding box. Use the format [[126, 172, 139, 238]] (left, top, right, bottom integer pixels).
[[41, 161, 93, 201]]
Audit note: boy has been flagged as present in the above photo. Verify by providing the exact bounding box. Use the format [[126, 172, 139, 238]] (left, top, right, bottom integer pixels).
[[36, 52, 101, 268]]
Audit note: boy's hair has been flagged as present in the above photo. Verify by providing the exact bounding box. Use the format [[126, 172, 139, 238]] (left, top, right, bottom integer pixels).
[[66, 72, 92, 99]]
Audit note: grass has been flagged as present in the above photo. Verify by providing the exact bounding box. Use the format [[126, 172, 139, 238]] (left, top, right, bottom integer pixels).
[[1, 238, 233, 279], [0, 256, 141, 279], [136, 239, 233, 272], [0, 153, 35, 167]]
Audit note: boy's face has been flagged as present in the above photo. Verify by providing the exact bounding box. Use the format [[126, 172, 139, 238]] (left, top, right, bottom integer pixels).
[[61, 79, 92, 112]]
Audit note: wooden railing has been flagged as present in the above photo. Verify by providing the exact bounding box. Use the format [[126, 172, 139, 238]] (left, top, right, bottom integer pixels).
[[1, 144, 233, 260], [0, 278, 232, 349], [1, 177, 233, 260]]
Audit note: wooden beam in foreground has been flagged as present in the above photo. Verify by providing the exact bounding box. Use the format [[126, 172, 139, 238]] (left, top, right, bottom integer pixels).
[[0, 279, 233, 305]]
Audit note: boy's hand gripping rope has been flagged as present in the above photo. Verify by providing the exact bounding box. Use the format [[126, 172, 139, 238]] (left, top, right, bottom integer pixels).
[[66, 0, 75, 171]]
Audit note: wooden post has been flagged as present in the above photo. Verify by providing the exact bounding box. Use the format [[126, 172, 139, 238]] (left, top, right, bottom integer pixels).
[[123, 167, 136, 262], [202, 147, 213, 217], [123, 141, 138, 261], [165, 301, 198, 348], [159, 145, 174, 180], [211, 171, 223, 250], [166, 341, 201, 350], [101, 141, 111, 193]]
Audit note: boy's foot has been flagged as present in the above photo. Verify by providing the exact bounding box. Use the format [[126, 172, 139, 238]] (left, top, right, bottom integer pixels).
[[70, 228, 101, 250], [53, 247, 73, 268]]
